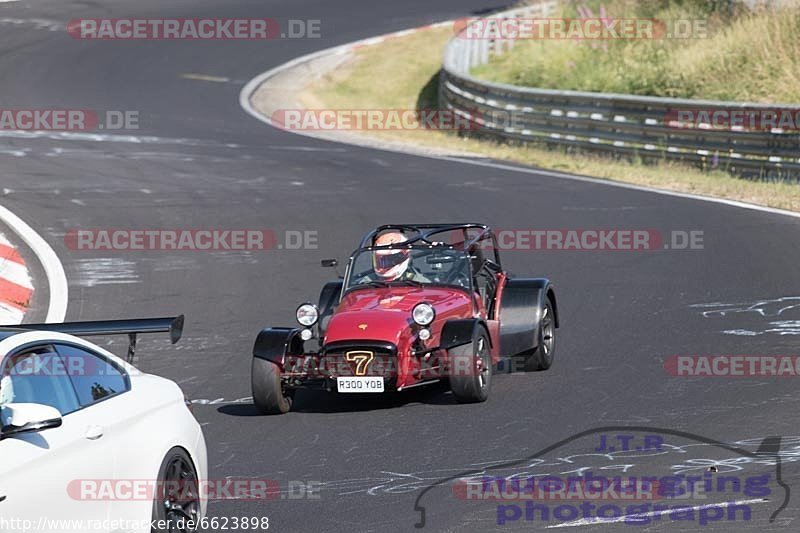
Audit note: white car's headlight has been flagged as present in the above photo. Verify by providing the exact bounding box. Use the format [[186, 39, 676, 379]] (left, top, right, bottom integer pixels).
[[296, 304, 319, 327], [412, 303, 435, 326]]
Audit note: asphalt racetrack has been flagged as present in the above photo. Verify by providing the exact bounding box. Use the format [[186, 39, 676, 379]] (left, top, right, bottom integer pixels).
[[1, 0, 799, 531]]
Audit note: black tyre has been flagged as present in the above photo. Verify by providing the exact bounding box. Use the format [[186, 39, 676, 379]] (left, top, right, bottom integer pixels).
[[251, 357, 293, 414], [448, 329, 492, 403], [525, 300, 556, 371], [151, 447, 199, 533]]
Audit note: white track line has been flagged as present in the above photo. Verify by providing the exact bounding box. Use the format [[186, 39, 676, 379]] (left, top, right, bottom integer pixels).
[[0, 259, 33, 290], [239, 23, 800, 222], [0, 303, 23, 324], [0, 232, 31, 324], [0, 205, 68, 323], [546, 498, 769, 528]]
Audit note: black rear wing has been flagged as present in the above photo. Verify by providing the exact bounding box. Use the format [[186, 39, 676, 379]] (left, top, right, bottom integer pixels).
[[12, 315, 184, 362]]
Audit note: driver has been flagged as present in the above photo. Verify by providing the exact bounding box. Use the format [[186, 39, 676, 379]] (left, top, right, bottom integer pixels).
[[371, 231, 430, 282]]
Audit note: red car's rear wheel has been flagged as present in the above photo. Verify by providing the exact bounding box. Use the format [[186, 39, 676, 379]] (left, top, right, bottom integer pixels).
[[525, 300, 556, 371]]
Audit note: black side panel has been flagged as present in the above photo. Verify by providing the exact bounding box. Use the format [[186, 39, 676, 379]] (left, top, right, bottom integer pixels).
[[499, 278, 555, 356], [441, 319, 487, 350], [253, 327, 302, 367], [318, 280, 343, 337], [549, 288, 560, 328]]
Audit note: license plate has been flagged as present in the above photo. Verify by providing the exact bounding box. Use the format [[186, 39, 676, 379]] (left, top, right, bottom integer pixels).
[[337, 376, 385, 393]]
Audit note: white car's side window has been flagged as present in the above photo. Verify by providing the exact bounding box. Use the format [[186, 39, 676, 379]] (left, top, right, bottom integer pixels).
[[0, 345, 81, 415], [53, 344, 130, 406]]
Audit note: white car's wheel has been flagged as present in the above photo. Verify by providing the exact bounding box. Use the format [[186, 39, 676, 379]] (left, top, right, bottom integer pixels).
[[151, 447, 199, 532]]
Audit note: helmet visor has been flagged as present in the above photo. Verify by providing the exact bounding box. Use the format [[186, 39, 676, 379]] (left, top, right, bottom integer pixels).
[[373, 249, 408, 272]]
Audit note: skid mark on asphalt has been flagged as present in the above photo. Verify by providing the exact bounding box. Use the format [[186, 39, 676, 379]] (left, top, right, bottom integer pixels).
[[180, 73, 248, 84], [546, 499, 770, 528], [214, 436, 800, 500], [175, 335, 232, 351], [0, 148, 29, 157], [181, 73, 231, 83], [44, 147, 199, 162], [561, 205, 661, 211], [191, 397, 252, 406], [210, 251, 258, 265], [74, 257, 138, 287], [0, 129, 240, 147], [142, 256, 201, 273], [265, 145, 347, 152], [1, 145, 256, 165], [724, 321, 800, 336], [691, 296, 800, 336], [0, 17, 63, 31], [693, 297, 800, 318]]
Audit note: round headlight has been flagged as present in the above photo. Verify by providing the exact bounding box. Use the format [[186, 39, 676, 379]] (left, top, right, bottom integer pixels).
[[296, 304, 319, 327], [412, 303, 435, 326]]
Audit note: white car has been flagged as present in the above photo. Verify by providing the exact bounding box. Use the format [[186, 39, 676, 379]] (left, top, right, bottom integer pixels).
[[0, 316, 207, 533]]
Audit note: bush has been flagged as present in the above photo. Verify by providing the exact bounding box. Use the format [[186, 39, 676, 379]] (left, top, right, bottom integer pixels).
[[473, 1, 799, 102]]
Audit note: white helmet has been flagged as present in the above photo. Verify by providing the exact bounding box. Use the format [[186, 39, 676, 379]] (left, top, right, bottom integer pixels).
[[373, 231, 410, 280]]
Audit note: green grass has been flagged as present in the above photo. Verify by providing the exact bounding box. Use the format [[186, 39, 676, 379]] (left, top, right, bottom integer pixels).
[[473, 0, 800, 102], [299, 25, 800, 213]]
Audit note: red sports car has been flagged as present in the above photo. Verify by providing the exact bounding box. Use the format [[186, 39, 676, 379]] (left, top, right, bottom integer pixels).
[[251, 224, 559, 414]]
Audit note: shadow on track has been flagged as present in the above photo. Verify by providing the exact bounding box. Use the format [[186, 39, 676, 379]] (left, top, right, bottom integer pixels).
[[217, 382, 461, 416], [217, 361, 531, 417]]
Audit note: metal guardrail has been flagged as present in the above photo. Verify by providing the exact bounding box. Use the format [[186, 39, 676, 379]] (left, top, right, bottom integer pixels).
[[440, 2, 800, 180]]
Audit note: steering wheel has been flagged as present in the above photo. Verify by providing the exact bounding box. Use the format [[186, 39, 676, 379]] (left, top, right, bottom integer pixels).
[[443, 264, 471, 287]]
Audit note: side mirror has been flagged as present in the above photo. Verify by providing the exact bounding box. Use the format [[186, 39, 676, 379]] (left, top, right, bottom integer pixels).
[[321, 259, 344, 279], [0, 403, 62, 440]]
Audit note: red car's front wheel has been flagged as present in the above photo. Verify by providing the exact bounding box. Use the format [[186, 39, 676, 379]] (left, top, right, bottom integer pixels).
[[252, 358, 294, 414], [448, 329, 492, 403]]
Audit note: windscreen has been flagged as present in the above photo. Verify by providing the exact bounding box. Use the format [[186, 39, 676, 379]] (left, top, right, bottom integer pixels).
[[345, 247, 471, 290]]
